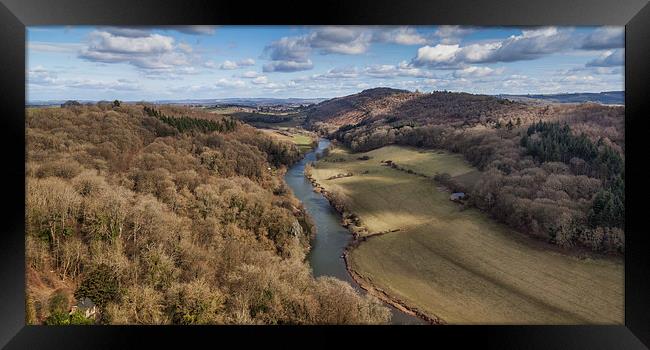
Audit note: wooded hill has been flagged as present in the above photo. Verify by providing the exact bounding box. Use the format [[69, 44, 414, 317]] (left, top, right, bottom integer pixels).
[[26, 103, 390, 325], [305, 88, 625, 254]]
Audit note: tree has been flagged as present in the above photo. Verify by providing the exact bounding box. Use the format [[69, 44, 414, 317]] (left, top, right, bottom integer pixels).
[[74, 264, 121, 308], [588, 190, 624, 228], [61, 100, 81, 108]]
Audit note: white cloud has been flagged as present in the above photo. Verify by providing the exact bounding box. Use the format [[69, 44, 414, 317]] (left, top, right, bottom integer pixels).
[[98, 27, 151, 38], [251, 76, 269, 85], [433, 25, 474, 44], [374, 27, 428, 45], [178, 42, 193, 53], [27, 66, 140, 91], [413, 44, 461, 66], [311, 67, 360, 79], [586, 49, 624, 67], [581, 27, 624, 50], [219, 60, 239, 70], [413, 27, 574, 67], [453, 66, 505, 78], [203, 60, 218, 68], [262, 27, 376, 73], [27, 66, 58, 85], [28, 42, 83, 53], [86, 31, 174, 54], [263, 60, 314, 73], [78, 30, 195, 72], [307, 27, 373, 55], [171, 26, 217, 35], [215, 78, 246, 88], [240, 70, 261, 78], [363, 61, 434, 78], [218, 58, 256, 69]]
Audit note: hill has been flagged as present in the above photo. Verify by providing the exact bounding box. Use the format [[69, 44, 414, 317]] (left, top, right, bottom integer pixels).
[[304, 89, 625, 254], [25, 103, 390, 325], [497, 91, 624, 105]]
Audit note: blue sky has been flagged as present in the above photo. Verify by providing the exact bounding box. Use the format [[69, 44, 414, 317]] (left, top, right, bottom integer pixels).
[[27, 26, 624, 101]]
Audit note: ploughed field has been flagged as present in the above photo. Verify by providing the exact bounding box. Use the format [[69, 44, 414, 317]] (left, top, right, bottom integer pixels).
[[310, 145, 624, 324]]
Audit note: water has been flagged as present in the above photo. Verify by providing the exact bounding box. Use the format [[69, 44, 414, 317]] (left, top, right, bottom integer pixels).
[[284, 138, 426, 325]]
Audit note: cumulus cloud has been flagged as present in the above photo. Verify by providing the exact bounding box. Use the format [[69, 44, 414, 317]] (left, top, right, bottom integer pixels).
[[586, 49, 624, 67], [452, 66, 505, 78], [218, 58, 256, 70], [66, 78, 140, 91], [251, 76, 269, 85], [27, 66, 59, 85], [263, 60, 314, 73], [307, 27, 373, 54], [27, 66, 140, 91], [433, 25, 474, 44], [240, 70, 262, 78], [215, 78, 246, 88], [373, 27, 428, 45], [262, 35, 313, 72], [262, 27, 376, 73], [78, 30, 201, 74], [413, 27, 574, 67], [363, 61, 434, 78], [413, 44, 462, 67], [581, 27, 624, 50]]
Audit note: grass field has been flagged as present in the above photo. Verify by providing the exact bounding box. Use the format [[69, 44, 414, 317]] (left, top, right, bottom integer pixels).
[[260, 128, 316, 153], [311, 145, 624, 324]]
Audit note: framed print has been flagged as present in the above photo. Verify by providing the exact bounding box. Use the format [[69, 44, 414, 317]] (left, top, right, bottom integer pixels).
[[1, 0, 649, 348]]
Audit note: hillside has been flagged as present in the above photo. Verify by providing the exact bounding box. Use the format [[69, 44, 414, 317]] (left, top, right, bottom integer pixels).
[[497, 91, 624, 105], [25, 104, 390, 325], [305, 88, 542, 128], [304, 88, 410, 126], [304, 89, 625, 255]]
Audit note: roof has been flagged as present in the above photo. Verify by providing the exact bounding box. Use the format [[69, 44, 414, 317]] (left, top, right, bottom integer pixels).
[[450, 192, 466, 200]]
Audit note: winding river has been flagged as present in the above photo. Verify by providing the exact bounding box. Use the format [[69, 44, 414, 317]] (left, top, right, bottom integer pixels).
[[284, 138, 425, 325]]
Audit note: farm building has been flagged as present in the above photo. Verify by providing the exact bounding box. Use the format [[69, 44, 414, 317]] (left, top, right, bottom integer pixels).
[[70, 297, 98, 320], [450, 192, 466, 201]]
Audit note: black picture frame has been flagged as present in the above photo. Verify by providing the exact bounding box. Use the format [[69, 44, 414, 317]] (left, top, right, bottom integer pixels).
[[1, 0, 649, 348]]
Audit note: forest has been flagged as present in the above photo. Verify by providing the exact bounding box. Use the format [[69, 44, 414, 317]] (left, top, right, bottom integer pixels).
[[307, 89, 625, 254], [26, 103, 390, 325]]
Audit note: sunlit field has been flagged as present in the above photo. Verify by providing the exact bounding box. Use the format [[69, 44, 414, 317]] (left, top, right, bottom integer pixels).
[[311, 145, 624, 324]]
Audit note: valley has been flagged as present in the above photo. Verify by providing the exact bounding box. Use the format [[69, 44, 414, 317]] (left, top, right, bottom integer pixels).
[[309, 144, 623, 324]]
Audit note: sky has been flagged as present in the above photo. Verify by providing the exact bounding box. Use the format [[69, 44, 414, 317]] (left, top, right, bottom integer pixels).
[[26, 25, 624, 101]]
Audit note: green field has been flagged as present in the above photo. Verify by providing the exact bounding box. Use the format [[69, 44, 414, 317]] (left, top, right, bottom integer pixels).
[[311, 145, 624, 324], [261, 128, 316, 153]]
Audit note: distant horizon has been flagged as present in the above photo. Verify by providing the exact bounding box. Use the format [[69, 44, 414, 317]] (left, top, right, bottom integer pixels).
[[26, 88, 624, 105]]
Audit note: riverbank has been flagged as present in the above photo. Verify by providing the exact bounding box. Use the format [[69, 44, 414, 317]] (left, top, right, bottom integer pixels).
[[285, 139, 426, 325], [305, 163, 438, 324]]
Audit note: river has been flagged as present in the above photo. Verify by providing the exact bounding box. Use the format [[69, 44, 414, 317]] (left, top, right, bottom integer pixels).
[[284, 138, 426, 325]]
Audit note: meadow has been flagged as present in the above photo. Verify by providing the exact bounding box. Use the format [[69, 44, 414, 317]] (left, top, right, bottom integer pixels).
[[311, 145, 624, 324], [260, 128, 317, 154]]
